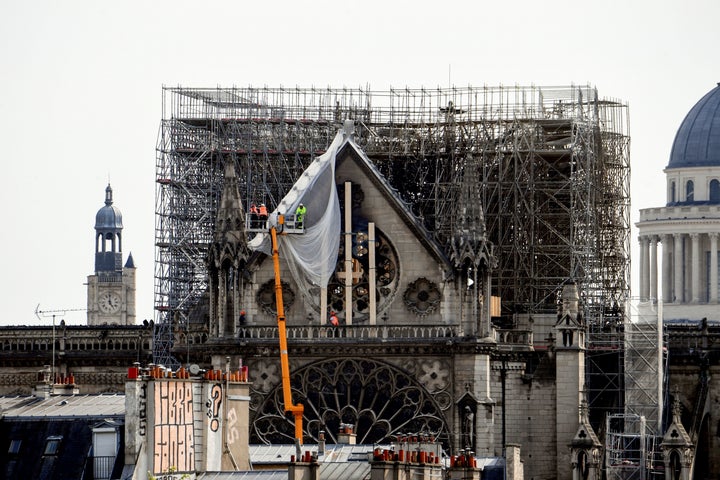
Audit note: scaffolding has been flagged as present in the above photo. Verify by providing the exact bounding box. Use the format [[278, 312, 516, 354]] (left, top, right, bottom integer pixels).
[[596, 299, 667, 479], [605, 414, 664, 480], [154, 85, 630, 367]]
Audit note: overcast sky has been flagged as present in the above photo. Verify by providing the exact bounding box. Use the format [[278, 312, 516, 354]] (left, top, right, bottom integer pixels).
[[1, 0, 719, 326]]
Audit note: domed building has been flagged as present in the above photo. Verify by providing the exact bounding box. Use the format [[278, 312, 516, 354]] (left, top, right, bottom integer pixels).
[[637, 83, 720, 321]]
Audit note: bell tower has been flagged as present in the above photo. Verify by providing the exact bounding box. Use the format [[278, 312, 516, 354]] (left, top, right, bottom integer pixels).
[[87, 184, 136, 325]]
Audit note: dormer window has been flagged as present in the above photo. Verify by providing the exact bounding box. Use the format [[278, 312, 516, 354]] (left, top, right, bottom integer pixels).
[[686, 180, 694, 202], [44, 436, 62, 456], [8, 439, 21, 455]]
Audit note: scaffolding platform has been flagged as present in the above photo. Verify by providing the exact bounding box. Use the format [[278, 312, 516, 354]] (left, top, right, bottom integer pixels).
[[245, 215, 305, 234]]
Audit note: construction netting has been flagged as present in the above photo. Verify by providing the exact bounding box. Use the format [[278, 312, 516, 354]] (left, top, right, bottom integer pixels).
[[248, 130, 344, 298]]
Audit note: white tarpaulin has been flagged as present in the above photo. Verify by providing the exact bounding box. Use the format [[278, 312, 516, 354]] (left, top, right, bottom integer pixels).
[[248, 130, 344, 294]]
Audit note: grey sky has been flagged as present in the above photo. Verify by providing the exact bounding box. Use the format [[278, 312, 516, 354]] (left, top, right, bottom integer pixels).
[[1, 0, 718, 325]]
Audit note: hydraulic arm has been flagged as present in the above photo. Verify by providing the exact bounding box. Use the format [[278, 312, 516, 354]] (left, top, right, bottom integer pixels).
[[270, 220, 304, 445]]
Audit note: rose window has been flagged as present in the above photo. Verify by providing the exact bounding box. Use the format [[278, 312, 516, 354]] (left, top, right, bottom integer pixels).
[[256, 279, 295, 315], [250, 358, 449, 447], [403, 277, 441, 315]]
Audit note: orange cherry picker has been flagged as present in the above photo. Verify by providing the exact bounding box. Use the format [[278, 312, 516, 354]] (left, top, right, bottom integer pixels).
[[268, 214, 304, 446]]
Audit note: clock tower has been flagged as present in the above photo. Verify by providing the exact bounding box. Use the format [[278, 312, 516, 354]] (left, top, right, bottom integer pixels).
[[87, 184, 136, 325]]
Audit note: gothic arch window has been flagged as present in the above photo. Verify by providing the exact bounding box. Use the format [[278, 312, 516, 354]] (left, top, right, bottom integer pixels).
[[250, 358, 449, 447], [577, 450, 589, 480], [710, 179, 720, 203], [686, 180, 694, 203], [669, 450, 681, 480], [222, 259, 236, 292]]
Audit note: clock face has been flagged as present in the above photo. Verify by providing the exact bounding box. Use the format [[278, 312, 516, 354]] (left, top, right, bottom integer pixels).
[[98, 291, 121, 314]]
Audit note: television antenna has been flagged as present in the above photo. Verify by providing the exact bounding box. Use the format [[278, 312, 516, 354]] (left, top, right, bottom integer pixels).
[[35, 304, 86, 379]]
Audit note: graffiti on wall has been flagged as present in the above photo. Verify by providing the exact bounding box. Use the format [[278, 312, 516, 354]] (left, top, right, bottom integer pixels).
[[226, 405, 240, 445], [153, 381, 194, 474], [206, 383, 222, 432], [139, 382, 147, 436]]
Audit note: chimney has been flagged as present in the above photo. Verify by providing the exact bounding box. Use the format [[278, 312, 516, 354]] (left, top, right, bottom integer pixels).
[[337, 423, 356, 445], [32, 366, 52, 398], [318, 430, 326, 456], [371, 436, 444, 480], [447, 450, 481, 480], [52, 372, 79, 396], [289, 450, 320, 480]]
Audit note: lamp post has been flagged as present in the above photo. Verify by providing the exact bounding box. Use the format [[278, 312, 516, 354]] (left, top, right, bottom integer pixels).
[[52, 314, 56, 381]]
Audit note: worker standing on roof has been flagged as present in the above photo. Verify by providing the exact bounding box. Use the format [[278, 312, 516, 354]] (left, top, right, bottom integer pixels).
[[258, 203, 268, 227], [295, 203, 307, 229], [329, 311, 339, 326]]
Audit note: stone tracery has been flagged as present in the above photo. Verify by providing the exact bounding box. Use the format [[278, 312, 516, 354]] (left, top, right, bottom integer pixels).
[[250, 357, 450, 447]]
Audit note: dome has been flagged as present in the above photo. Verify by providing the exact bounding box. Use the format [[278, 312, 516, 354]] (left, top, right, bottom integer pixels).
[[668, 83, 720, 169], [95, 184, 123, 230]]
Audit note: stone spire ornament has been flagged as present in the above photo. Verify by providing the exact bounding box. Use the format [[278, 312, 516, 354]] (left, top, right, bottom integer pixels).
[[207, 158, 250, 337], [450, 154, 496, 336]]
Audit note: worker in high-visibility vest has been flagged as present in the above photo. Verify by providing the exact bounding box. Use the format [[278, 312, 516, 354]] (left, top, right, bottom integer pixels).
[[249, 204, 259, 228], [258, 204, 268, 228], [295, 203, 307, 228]]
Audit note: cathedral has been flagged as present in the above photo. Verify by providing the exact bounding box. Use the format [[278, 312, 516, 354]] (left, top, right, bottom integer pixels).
[[0, 84, 719, 479]]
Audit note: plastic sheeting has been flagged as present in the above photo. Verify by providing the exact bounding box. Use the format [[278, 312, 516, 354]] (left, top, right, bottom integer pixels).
[[248, 131, 344, 296]]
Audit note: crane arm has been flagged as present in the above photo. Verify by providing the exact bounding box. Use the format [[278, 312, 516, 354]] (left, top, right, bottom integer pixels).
[[270, 223, 304, 445]]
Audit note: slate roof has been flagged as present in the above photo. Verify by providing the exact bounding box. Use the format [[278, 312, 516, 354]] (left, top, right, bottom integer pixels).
[[198, 472, 290, 480], [0, 394, 125, 480], [0, 393, 125, 418], [248, 443, 381, 464], [200, 444, 382, 480]]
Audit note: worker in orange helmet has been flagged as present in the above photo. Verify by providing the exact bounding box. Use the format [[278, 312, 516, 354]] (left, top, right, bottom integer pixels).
[[329, 311, 339, 326]]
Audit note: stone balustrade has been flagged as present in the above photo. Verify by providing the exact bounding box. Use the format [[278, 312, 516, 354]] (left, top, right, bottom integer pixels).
[[495, 329, 534, 349], [0, 324, 541, 355], [230, 325, 534, 347], [236, 324, 462, 341], [0, 326, 152, 354], [638, 204, 720, 222]]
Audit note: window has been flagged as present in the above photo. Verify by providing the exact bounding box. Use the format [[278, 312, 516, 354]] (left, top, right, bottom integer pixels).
[[44, 436, 62, 455], [8, 439, 21, 455], [710, 179, 720, 203], [686, 180, 694, 202], [670, 180, 676, 203]]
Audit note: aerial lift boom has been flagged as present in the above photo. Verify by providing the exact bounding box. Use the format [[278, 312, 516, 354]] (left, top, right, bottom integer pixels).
[[269, 215, 304, 445]]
